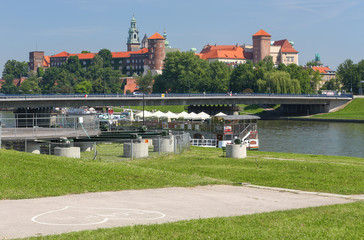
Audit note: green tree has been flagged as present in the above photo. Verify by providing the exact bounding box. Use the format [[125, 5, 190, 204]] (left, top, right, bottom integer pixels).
[[229, 62, 256, 93], [74, 80, 92, 93], [64, 55, 81, 73], [19, 76, 41, 94], [98, 49, 112, 68], [2, 60, 28, 79], [37, 67, 44, 78], [40, 67, 59, 93], [1, 74, 18, 94], [137, 71, 153, 93], [153, 51, 210, 93], [209, 61, 230, 92], [337, 59, 357, 93]]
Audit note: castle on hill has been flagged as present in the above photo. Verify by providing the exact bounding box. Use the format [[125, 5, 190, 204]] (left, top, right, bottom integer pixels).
[[29, 16, 177, 76], [197, 29, 299, 66]]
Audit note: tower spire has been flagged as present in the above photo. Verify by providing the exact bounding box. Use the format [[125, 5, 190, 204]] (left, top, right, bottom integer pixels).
[[127, 15, 140, 51], [163, 28, 171, 48]]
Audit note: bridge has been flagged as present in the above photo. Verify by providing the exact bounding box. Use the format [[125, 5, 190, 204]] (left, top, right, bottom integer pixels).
[[0, 93, 353, 114]]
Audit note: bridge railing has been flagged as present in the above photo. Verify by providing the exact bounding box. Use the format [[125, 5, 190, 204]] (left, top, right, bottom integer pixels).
[[0, 93, 354, 100]]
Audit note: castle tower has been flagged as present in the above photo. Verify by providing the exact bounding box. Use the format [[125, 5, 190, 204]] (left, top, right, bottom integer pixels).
[[29, 51, 45, 72], [145, 32, 165, 75], [141, 34, 148, 49], [163, 29, 171, 48], [127, 15, 140, 51], [252, 29, 271, 64]]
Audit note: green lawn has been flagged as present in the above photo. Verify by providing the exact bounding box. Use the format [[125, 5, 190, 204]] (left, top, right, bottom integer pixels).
[[129, 147, 364, 195], [0, 148, 224, 200], [1, 145, 363, 200], [23, 202, 364, 240], [311, 98, 364, 120]]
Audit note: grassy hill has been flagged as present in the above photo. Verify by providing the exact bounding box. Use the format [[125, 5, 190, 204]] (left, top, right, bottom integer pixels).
[[310, 98, 364, 120]]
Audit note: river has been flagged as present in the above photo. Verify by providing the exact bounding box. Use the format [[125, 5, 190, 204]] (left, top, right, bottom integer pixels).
[[258, 120, 364, 158]]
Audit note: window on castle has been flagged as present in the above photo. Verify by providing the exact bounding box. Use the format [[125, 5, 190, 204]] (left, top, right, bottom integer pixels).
[[134, 34, 136, 39]]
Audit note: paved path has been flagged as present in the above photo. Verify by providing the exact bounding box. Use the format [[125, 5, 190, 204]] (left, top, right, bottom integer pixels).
[[0, 185, 360, 239]]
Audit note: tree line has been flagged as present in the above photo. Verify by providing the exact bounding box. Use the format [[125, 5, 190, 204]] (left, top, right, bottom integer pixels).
[[1, 49, 123, 94], [153, 51, 322, 94], [1, 50, 362, 94]]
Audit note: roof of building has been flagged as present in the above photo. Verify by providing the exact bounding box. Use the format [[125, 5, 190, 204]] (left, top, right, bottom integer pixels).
[[252, 29, 271, 37], [43, 56, 50, 67], [112, 48, 148, 58], [51, 48, 149, 60], [148, 32, 165, 40], [198, 45, 249, 60], [312, 66, 332, 74], [76, 53, 96, 60], [52, 51, 71, 58], [273, 39, 299, 53]]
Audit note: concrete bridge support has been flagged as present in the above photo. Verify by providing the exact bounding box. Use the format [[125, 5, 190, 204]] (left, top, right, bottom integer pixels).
[[280, 104, 328, 115]]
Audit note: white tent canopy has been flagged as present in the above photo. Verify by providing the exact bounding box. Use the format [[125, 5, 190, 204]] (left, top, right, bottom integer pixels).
[[152, 110, 166, 119], [165, 111, 178, 119], [215, 112, 227, 117], [197, 111, 210, 120], [187, 112, 201, 120], [135, 110, 153, 118], [177, 111, 189, 119]]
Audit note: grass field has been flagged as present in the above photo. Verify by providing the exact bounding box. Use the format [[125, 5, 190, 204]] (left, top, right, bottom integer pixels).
[[1, 145, 363, 200], [23, 202, 364, 240], [2, 145, 363, 239], [310, 98, 364, 120]]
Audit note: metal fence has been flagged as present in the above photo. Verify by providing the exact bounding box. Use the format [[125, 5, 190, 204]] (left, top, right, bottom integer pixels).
[[0, 115, 100, 141]]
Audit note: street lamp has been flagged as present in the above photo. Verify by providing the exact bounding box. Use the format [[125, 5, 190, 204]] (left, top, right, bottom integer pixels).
[[142, 91, 145, 126], [188, 64, 190, 96]]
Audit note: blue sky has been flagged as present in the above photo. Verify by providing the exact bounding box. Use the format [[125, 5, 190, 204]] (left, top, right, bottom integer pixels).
[[1, 0, 363, 75]]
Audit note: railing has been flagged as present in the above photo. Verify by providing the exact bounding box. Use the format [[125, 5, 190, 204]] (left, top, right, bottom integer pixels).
[[0, 93, 354, 100], [190, 138, 217, 147], [0, 115, 100, 140], [239, 123, 257, 141]]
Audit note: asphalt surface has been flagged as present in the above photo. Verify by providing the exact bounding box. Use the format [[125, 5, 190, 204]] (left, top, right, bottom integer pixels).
[[0, 185, 359, 239]]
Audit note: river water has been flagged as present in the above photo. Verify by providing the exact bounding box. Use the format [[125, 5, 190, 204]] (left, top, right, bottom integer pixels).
[[258, 120, 364, 158]]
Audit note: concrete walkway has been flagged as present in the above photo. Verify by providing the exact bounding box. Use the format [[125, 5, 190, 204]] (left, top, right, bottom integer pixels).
[[0, 185, 360, 239]]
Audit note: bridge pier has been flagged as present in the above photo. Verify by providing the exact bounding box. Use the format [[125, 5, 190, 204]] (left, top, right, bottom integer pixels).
[[280, 104, 328, 115], [187, 104, 239, 115]]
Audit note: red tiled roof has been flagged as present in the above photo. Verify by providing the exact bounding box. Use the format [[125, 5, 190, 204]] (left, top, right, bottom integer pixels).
[[112, 48, 148, 58], [51, 48, 149, 61], [199, 45, 246, 60], [312, 66, 331, 74], [75, 53, 96, 60], [52, 51, 71, 58], [148, 32, 165, 40], [253, 29, 271, 37], [112, 52, 131, 58], [273, 39, 299, 53], [43, 56, 50, 67]]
